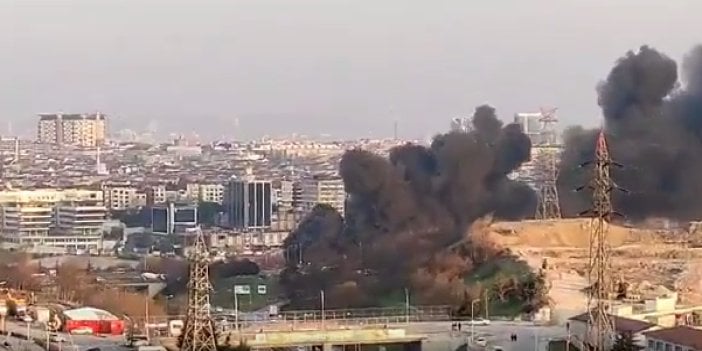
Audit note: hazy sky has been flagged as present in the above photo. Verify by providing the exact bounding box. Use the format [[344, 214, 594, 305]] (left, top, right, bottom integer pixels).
[[1, 0, 701, 141]]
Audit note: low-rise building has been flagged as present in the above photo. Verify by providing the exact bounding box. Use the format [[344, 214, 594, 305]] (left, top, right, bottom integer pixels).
[[643, 326, 702, 351], [299, 175, 346, 216], [209, 230, 288, 251], [151, 202, 198, 235], [104, 186, 139, 211], [0, 189, 106, 252], [198, 183, 225, 204], [568, 312, 657, 349]]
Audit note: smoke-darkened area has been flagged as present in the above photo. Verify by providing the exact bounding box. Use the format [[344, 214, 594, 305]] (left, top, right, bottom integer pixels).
[[281, 105, 539, 309], [559, 45, 702, 220]]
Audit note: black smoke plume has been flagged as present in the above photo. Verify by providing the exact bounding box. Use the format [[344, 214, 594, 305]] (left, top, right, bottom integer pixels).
[[560, 45, 702, 220], [281, 105, 537, 308]]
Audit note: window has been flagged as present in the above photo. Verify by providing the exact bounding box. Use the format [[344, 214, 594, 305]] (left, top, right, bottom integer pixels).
[[674, 346, 682, 351], [648, 340, 655, 351], [665, 344, 672, 351]]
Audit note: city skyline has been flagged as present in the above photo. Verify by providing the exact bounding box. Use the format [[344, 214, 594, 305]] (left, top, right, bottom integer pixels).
[[3, 0, 702, 140]]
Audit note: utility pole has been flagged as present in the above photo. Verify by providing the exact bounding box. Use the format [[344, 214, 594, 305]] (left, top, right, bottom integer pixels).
[[404, 288, 410, 324], [484, 290, 489, 320], [181, 228, 217, 351], [145, 292, 150, 344], [321, 290, 326, 330], [470, 299, 479, 344], [233, 288, 239, 335]]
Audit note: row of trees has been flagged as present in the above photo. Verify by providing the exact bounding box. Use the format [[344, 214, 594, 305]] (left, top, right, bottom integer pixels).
[[0, 256, 166, 318]]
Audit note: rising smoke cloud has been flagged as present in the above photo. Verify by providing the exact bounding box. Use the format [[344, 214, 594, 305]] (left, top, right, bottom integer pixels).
[[559, 45, 702, 220], [282, 106, 536, 308]]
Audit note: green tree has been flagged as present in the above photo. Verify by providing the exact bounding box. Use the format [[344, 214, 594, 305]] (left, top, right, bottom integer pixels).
[[611, 332, 642, 351]]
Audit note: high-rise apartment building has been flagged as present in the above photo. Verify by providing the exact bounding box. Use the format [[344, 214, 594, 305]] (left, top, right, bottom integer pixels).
[[37, 113, 107, 147], [0, 189, 106, 252], [224, 179, 272, 230], [299, 175, 347, 216]]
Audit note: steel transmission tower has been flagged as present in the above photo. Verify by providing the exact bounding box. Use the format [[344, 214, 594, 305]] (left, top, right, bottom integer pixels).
[[534, 107, 561, 219], [181, 228, 217, 351], [535, 152, 561, 219], [584, 130, 616, 351]]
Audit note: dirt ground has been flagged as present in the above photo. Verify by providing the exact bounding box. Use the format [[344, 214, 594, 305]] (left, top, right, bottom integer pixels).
[[482, 218, 702, 321]]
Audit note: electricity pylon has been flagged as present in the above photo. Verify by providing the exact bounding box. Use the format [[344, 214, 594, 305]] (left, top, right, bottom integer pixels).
[[180, 228, 217, 351], [535, 150, 561, 219], [579, 130, 620, 351]]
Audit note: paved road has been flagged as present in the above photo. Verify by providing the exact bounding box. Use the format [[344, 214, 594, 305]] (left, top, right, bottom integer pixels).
[[403, 321, 566, 351], [3, 321, 128, 351], [0, 333, 46, 351]]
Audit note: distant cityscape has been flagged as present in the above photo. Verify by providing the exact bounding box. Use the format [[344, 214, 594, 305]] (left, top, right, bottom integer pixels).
[[0, 110, 562, 257]]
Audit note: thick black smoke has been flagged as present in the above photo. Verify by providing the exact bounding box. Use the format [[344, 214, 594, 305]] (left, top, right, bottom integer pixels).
[[282, 105, 537, 308], [560, 45, 702, 220]]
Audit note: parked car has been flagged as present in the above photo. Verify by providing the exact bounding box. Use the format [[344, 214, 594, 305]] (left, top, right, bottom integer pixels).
[[468, 318, 491, 326]]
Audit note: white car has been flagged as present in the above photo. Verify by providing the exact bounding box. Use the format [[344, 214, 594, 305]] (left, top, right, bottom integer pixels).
[[468, 318, 491, 326], [50, 334, 67, 343]]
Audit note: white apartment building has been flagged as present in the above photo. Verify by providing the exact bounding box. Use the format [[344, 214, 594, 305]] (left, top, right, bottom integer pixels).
[[299, 175, 347, 216], [193, 183, 224, 204], [150, 185, 167, 204], [276, 180, 295, 209], [37, 113, 107, 147], [0, 189, 106, 251], [186, 183, 200, 201], [104, 186, 139, 210]]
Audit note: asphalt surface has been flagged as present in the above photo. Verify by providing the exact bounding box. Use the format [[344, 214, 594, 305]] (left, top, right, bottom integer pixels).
[[3, 320, 129, 351], [4, 318, 567, 351], [404, 321, 566, 351], [0, 333, 46, 351]]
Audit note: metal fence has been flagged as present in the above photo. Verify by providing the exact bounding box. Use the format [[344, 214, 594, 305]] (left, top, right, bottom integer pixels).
[[262, 305, 452, 322], [132, 305, 453, 334]]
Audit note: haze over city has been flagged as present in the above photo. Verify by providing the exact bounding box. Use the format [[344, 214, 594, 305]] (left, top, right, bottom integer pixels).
[[3, 0, 702, 140], [4, 2, 702, 351]]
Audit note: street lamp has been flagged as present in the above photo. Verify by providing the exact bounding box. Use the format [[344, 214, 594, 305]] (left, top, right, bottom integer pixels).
[[320, 290, 326, 330], [404, 288, 410, 324], [470, 299, 480, 344]]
